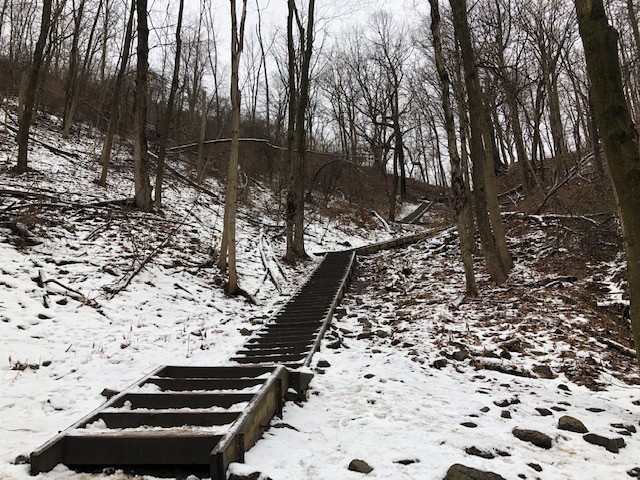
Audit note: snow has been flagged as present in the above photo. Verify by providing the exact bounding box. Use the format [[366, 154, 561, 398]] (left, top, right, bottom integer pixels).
[[1, 114, 639, 480]]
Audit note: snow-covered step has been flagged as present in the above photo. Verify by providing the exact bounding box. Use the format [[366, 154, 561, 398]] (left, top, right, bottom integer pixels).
[[30, 365, 310, 479]]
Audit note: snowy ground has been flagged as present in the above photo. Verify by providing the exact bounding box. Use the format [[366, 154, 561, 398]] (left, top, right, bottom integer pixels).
[[1, 115, 638, 480], [242, 226, 640, 480], [0, 114, 399, 480]]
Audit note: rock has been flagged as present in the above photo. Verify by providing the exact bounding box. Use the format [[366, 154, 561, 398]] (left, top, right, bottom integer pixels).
[[533, 364, 557, 379], [334, 307, 347, 319], [528, 463, 542, 472], [611, 423, 636, 434], [535, 408, 553, 417], [494, 398, 520, 408], [13, 455, 29, 465], [364, 373, 375, 379], [375, 329, 389, 338], [627, 467, 640, 477], [465, 447, 495, 459], [348, 459, 373, 474], [453, 350, 469, 361], [56, 298, 68, 305], [461, 422, 477, 428], [499, 350, 512, 360], [317, 359, 331, 368], [443, 464, 506, 480], [558, 384, 571, 392], [501, 410, 511, 419], [512, 428, 552, 449], [432, 358, 448, 369], [228, 472, 271, 480], [37, 313, 52, 320], [394, 459, 420, 465], [357, 331, 373, 340], [326, 340, 342, 349], [551, 406, 567, 412], [41, 360, 52, 367], [480, 407, 490, 413], [586, 407, 605, 413], [239, 328, 252, 336], [558, 416, 588, 433], [583, 433, 626, 453]]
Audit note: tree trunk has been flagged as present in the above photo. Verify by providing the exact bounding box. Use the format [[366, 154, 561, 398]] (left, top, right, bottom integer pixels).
[[450, 0, 509, 284], [62, 0, 86, 138], [196, 91, 208, 184], [285, 0, 315, 261], [429, 0, 476, 296], [576, 0, 640, 366], [218, 0, 247, 294], [15, 0, 52, 173], [133, 0, 152, 211], [98, 0, 135, 187], [154, 0, 184, 208]]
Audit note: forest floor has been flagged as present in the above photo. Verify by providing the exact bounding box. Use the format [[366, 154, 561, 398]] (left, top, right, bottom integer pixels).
[[0, 113, 638, 480]]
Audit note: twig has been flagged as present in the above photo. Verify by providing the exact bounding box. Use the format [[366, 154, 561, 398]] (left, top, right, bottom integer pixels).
[[535, 153, 593, 214]]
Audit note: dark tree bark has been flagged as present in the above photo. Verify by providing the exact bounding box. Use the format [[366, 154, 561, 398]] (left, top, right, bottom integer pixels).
[[576, 0, 640, 366], [450, 0, 510, 284], [133, 0, 152, 211], [15, 0, 52, 173], [285, 0, 315, 261], [429, 0, 476, 296], [154, 0, 184, 208], [62, 0, 86, 138]]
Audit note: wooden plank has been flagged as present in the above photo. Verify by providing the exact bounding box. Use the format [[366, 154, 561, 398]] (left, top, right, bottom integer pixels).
[[30, 365, 166, 474], [158, 366, 275, 378], [64, 430, 222, 466], [232, 353, 307, 364], [210, 366, 289, 479], [144, 377, 264, 391], [111, 393, 255, 410], [95, 411, 241, 429]]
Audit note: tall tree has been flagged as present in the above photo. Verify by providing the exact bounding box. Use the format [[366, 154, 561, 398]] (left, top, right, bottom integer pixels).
[[429, 0, 476, 296], [154, 0, 184, 208], [133, 0, 152, 211], [285, 0, 316, 261], [218, 0, 248, 294], [97, 0, 135, 186], [575, 0, 640, 365], [15, 0, 52, 173], [450, 0, 511, 284]]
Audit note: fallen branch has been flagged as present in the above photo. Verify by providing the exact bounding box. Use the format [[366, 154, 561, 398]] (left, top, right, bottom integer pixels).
[[596, 337, 637, 359], [371, 210, 392, 233], [258, 229, 282, 293]]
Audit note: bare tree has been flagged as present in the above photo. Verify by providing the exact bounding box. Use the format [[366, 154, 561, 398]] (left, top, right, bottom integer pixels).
[[285, 0, 316, 261], [133, 0, 152, 211], [15, 0, 52, 173], [97, 0, 135, 186], [429, 0, 476, 295], [450, 0, 511, 284], [576, 0, 640, 365], [218, 0, 248, 294], [154, 0, 184, 208]]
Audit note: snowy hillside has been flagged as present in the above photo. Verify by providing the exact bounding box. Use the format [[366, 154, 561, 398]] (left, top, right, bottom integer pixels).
[[0, 115, 638, 480]]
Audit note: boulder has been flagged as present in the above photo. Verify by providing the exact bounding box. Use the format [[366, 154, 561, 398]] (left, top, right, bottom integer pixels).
[[583, 433, 626, 453], [558, 416, 588, 433], [348, 459, 373, 474], [512, 428, 552, 449], [443, 464, 506, 480]]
